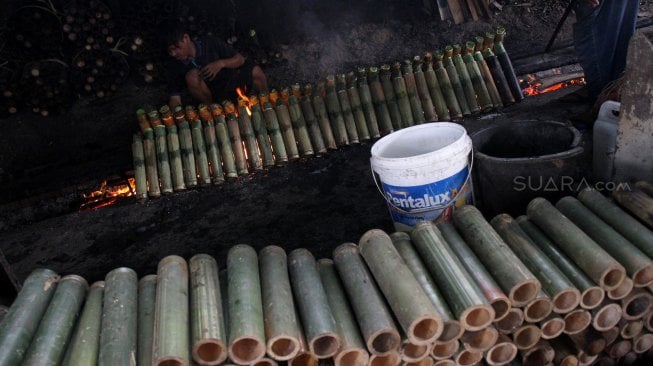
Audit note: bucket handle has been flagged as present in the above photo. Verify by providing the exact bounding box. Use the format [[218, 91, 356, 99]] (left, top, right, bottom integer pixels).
[[371, 151, 474, 214]]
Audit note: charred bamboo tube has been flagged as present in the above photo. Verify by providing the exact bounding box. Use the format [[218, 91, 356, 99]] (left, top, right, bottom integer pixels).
[[317, 259, 369, 366], [379, 65, 403, 130], [138, 275, 157, 366], [238, 104, 264, 170], [433, 51, 462, 119], [568, 328, 606, 356], [431, 340, 459, 360], [523, 292, 553, 323], [621, 289, 653, 321], [550, 337, 579, 366], [187, 107, 212, 185], [299, 92, 327, 155], [563, 309, 592, 335], [209, 104, 238, 178], [633, 332, 653, 353], [369, 66, 395, 134], [198, 105, 225, 185], [494, 27, 524, 102], [325, 75, 350, 146], [260, 246, 302, 361], [359, 229, 444, 345], [288, 249, 341, 358], [454, 206, 541, 307], [226, 112, 250, 175], [490, 214, 581, 314], [174, 106, 198, 187], [464, 42, 493, 112], [410, 222, 495, 331], [423, 53, 450, 121], [262, 102, 289, 165], [356, 68, 381, 138], [400, 338, 431, 363], [142, 122, 161, 197], [63, 281, 104, 366], [516, 216, 605, 309], [22, 275, 87, 366], [454, 346, 483, 366], [274, 100, 300, 160], [483, 49, 514, 106], [412, 57, 436, 121], [99, 267, 138, 366], [162, 105, 187, 190], [335, 74, 360, 144], [250, 104, 275, 167], [460, 326, 498, 352], [556, 196, 653, 287], [473, 50, 502, 109], [132, 133, 148, 199], [539, 314, 565, 339], [310, 83, 338, 150], [620, 319, 643, 339], [149, 111, 174, 193], [391, 62, 415, 127], [289, 95, 316, 156], [390, 232, 463, 343], [578, 188, 653, 258], [442, 50, 470, 116], [228, 245, 266, 364], [437, 222, 511, 321], [485, 335, 517, 366], [401, 60, 426, 124], [512, 325, 541, 350], [368, 350, 401, 366], [613, 187, 653, 229], [527, 198, 626, 291], [608, 339, 632, 358], [333, 243, 401, 355], [190, 254, 228, 365], [450, 46, 479, 115], [345, 72, 371, 141], [495, 308, 524, 335]]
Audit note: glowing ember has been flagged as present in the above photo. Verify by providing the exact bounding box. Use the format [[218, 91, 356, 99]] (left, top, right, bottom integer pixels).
[[522, 75, 586, 97], [80, 178, 136, 210]]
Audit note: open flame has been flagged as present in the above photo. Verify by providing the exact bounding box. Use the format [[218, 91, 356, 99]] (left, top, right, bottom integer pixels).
[[522, 74, 586, 97], [236, 87, 252, 116], [80, 178, 136, 210]]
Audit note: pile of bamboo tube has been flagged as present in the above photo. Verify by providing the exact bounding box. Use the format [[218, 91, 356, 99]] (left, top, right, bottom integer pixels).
[[132, 27, 524, 200], [1, 188, 653, 365]]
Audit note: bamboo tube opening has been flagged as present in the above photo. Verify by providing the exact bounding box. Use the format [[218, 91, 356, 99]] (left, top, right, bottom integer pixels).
[[268, 336, 301, 360], [608, 340, 631, 358], [431, 340, 458, 360], [194, 340, 227, 365], [461, 305, 494, 331], [522, 349, 547, 366], [553, 288, 582, 314], [541, 317, 565, 339], [290, 351, 318, 366], [581, 287, 605, 309], [485, 341, 517, 365], [253, 358, 278, 366], [577, 351, 597, 365], [310, 334, 340, 358], [401, 342, 429, 361], [524, 297, 553, 323], [490, 298, 512, 322], [601, 326, 620, 346], [513, 325, 541, 350], [410, 317, 442, 344], [460, 327, 498, 352], [157, 358, 186, 366], [509, 281, 540, 306], [368, 352, 400, 366], [601, 267, 626, 291], [495, 308, 524, 334], [592, 303, 622, 331], [563, 310, 591, 335], [437, 320, 464, 343], [433, 360, 454, 366], [229, 337, 266, 364], [632, 266, 653, 287], [336, 348, 369, 366], [403, 356, 434, 366], [623, 292, 653, 320], [559, 355, 578, 366], [633, 333, 653, 353], [621, 320, 643, 339], [369, 330, 401, 355], [608, 277, 633, 300], [455, 349, 483, 366]]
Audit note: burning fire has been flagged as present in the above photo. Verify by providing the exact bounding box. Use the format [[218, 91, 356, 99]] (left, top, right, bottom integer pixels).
[[522, 74, 586, 97], [80, 178, 136, 210], [236, 87, 252, 116]]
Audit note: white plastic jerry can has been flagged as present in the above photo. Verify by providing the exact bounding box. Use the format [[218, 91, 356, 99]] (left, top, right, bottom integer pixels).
[[593, 100, 621, 182]]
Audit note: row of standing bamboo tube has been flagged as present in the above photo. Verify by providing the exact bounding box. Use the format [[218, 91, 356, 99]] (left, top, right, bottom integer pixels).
[[131, 27, 524, 200], [1, 188, 652, 365]]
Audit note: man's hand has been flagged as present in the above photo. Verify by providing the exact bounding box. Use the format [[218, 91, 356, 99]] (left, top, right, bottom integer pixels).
[[200, 60, 224, 81]]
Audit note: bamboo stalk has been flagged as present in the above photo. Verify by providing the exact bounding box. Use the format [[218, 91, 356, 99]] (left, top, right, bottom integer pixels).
[[325, 75, 350, 146], [511, 325, 541, 350], [335, 74, 360, 144], [368, 66, 395, 134], [493, 27, 523, 102], [250, 103, 276, 167], [473, 46, 502, 109], [400, 60, 426, 124], [186, 106, 212, 184], [591, 302, 623, 332], [613, 187, 653, 229], [550, 336, 579, 366], [310, 83, 338, 150], [453, 346, 483, 366], [209, 104, 238, 178], [433, 51, 462, 119], [289, 95, 316, 156], [163, 106, 189, 189], [482, 48, 514, 106], [347, 72, 372, 140], [464, 42, 492, 112], [237, 104, 264, 169], [149, 111, 174, 193], [198, 105, 226, 185], [431, 340, 458, 360], [422, 53, 450, 121], [451, 45, 480, 114], [539, 314, 565, 340], [379, 65, 403, 130], [357, 67, 382, 137], [132, 133, 148, 199], [412, 56, 437, 121], [392, 62, 415, 127], [495, 308, 524, 335], [262, 102, 289, 165], [138, 275, 157, 366], [289, 320, 318, 366], [274, 100, 300, 160], [299, 91, 327, 155], [443, 47, 470, 116], [174, 106, 198, 187], [225, 112, 250, 175], [63, 281, 104, 366], [485, 334, 517, 366], [460, 326, 498, 352], [142, 125, 161, 197], [563, 309, 592, 335], [99, 268, 138, 366]]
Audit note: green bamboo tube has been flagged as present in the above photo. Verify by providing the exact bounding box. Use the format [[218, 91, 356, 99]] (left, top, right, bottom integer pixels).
[[495, 308, 524, 335], [422, 53, 450, 121], [516, 216, 605, 310], [494, 28, 524, 102], [390, 232, 463, 343], [99, 267, 138, 366], [400, 339, 431, 363], [262, 102, 289, 166], [209, 104, 238, 179], [189, 116, 212, 185], [527, 197, 626, 291], [335, 74, 360, 144], [433, 52, 462, 120], [483, 48, 515, 106], [473, 51, 503, 110], [490, 214, 581, 314], [356, 67, 382, 138], [460, 326, 498, 353], [563, 309, 592, 335], [511, 325, 541, 350], [379, 65, 403, 130], [368, 66, 395, 134], [317, 259, 370, 366], [149, 111, 174, 193], [613, 187, 653, 230], [539, 314, 565, 340], [437, 221, 512, 322], [22, 274, 87, 365], [332, 243, 401, 355], [453, 206, 541, 307], [162, 109, 187, 191], [288, 249, 341, 358], [451, 45, 480, 115], [226, 112, 250, 175], [400, 60, 426, 124], [359, 229, 444, 345], [391, 62, 415, 127], [132, 133, 148, 199], [142, 128, 161, 197], [463, 43, 492, 112], [346, 72, 372, 141], [325, 75, 350, 146], [621, 289, 653, 321], [201, 116, 226, 185], [309, 83, 338, 150], [412, 57, 436, 121], [238, 105, 264, 170], [485, 335, 517, 366], [62, 281, 104, 366], [259, 246, 302, 361], [138, 274, 157, 366], [522, 292, 553, 323], [289, 95, 316, 156], [578, 188, 653, 258], [410, 222, 495, 331], [442, 50, 470, 116], [299, 93, 327, 155], [228, 245, 266, 364], [251, 104, 275, 167], [174, 106, 198, 187], [556, 196, 653, 287], [431, 340, 459, 360]]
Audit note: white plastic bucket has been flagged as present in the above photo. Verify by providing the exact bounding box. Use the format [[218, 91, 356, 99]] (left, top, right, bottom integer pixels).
[[370, 122, 473, 231]]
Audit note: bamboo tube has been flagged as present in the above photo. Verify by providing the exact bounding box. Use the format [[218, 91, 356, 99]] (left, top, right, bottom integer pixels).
[[539, 314, 565, 339], [198, 105, 225, 185], [190, 254, 227, 365], [209, 104, 238, 178], [460, 326, 498, 352], [138, 275, 157, 366], [400, 60, 426, 124], [310, 83, 338, 150], [523, 292, 553, 323], [289, 95, 316, 156], [346, 72, 372, 141], [318, 259, 369, 366], [368, 350, 401, 366], [437, 221, 512, 322], [410, 222, 495, 331], [369, 66, 395, 134], [274, 100, 300, 160], [516, 216, 605, 310], [563, 309, 592, 335], [186, 108, 212, 184], [403, 356, 434, 366], [622, 289, 653, 321], [550, 337, 579, 366], [591, 302, 622, 332], [454, 206, 540, 307], [237, 104, 264, 170], [485, 334, 517, 366], [453, 346, 483, 366], [325, 75, 350, 146], [494, 27, 523, 102], [613, 187, 653, 229], [333, 243, 401, 355], [357, 67, 382, 137], [360, 229, 443, 345], [577, 350, 598, 365], [289, 322, 318, 366], [225, 112, 250, 175], [601, 326, 620, 346], [379, 65, 404, 130], [132, 133, 148, 199], [99, 268, 138, 366], [259, 246, 302, 361], [568, 328, 606, 356], [422, 53, 450, 121], [299, 92, 327, 155], [592, 356, 615, 366], [390, 232, 463, 343], [608, 276, 634, 300], [149, 111, 174, 193], [63, 281, 104, 366], [433, 51, 462, 120], [288, 249, 341, 358], [495, 308, 524, 334], [491, 214, 581, 314], [482, 48, 514, 106], [174, 106, 198, 187], [632, 332, 653, 353], [250, 104, 276, 166], [556, 196, 653, 287], [608, 339, 631, 358], [512, 325, 541, 350], [392, 62, 415, 127], [431, 340, 458, 360], [449, 45, 479, 115], [335, 74, 360, 144], [162, 106, 188, 190], [526, 198, 626, 291], [521, 340, 554, 366], [21, 275, 87, 365], [412, 56, 436, 121], [473, 50, 502, 109], [227, 245, 266, 364], [142, 124, 161, 197], [262, 102, 289, 165], [464, 42, 493, 112], [620, 319, 644, 339], [636, 180, 653, 196], [252, 357, 279, 366], [433, 360, 454, 366], [400, 339, 431, 363]]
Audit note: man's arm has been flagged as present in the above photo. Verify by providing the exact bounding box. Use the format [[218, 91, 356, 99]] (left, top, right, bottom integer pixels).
[[200, 52, 245, 81]]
